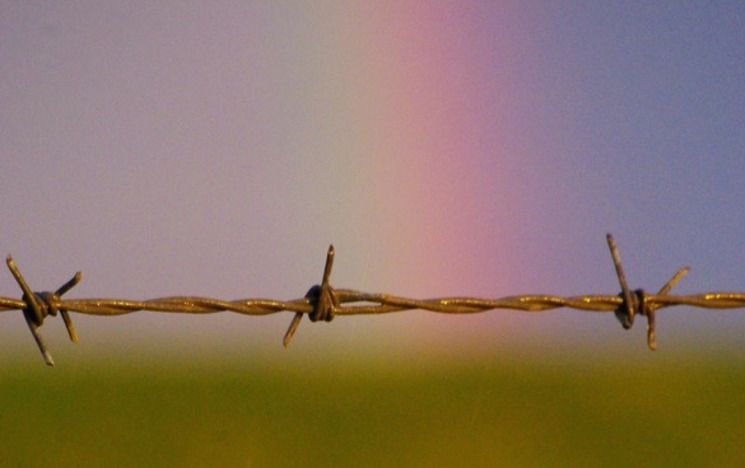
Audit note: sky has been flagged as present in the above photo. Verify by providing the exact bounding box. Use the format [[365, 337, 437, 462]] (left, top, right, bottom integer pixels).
[[1, 1, 745, 363]]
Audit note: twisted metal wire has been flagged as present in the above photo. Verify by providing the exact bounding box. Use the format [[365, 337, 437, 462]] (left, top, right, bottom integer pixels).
[[2, 234, 745, 366]]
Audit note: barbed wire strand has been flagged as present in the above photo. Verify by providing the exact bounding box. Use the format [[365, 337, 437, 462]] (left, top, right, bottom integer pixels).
[[2, 234, 745, 366]]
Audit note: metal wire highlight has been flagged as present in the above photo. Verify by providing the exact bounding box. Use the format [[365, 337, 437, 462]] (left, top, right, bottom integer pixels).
[[2, 234, 744, 366]]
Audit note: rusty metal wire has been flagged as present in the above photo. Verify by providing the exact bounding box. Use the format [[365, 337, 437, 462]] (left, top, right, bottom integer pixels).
[[2, 234, 745, 366]]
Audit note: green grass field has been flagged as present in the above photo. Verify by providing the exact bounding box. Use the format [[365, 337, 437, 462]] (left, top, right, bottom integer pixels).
[[1, 349, 744, 467]]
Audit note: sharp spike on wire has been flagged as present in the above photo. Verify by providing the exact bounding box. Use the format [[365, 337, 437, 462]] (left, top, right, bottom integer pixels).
[[315, 245, 338, 322], [7, 256, 54, 365], [7, 256, 43, 325], [322, 245, 335, 286], [56, 271, 82, 296], [645, 266, 690, 351], [56, 271, 82, 343], [658, 267, 689, 296], [283, 313, 303, 348], [607, 234, 636, 329], [25, 320, 54, 366]]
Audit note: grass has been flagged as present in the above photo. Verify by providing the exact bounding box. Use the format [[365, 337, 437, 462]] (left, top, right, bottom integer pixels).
[[1, 349, 744, 467]]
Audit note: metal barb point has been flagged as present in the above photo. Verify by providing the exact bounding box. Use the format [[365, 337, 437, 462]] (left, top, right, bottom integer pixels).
[[283, 313, 303, 348], [645, 266, 690, 351], [607, 234, 637, 330], [7, 256, 44, 324], [7, 256, 54, 365], [311, 245, 337, 322], [56, 271, 82, 343]]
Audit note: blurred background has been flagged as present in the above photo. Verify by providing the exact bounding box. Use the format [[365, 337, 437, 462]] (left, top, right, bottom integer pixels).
[[2, 1, 744, 466]]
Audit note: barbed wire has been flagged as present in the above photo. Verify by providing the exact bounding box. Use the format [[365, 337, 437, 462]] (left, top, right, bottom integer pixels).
[[2, 234, 745, 366]]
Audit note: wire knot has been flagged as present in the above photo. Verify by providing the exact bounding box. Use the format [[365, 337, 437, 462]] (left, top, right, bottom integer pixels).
[[6, 256, 82, 366], [614, 288, 645, 330], [282, 245, 338, 347], [305, 283, 337, 322], [22, 290, 61, 326], [606, 234, 689, 350]]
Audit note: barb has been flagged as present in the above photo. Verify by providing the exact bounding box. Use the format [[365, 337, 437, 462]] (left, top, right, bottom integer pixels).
[[2, 235, 745, 365]]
